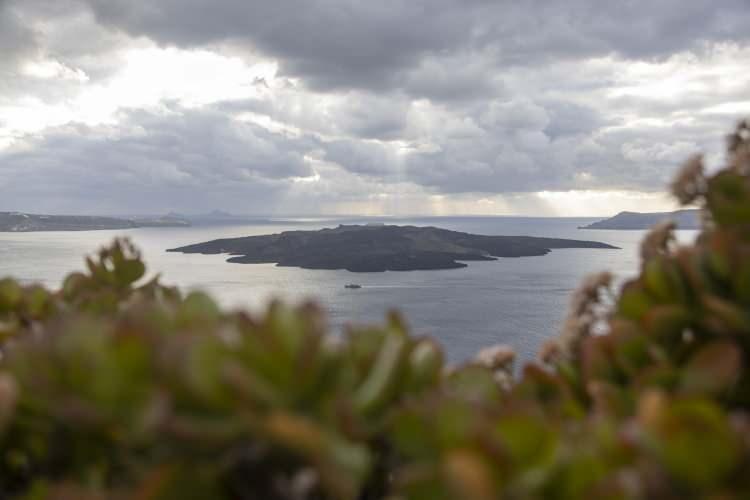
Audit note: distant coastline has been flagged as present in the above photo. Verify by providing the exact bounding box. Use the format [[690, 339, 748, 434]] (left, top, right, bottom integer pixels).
[[579, 209, 700, 230], [0, 212, 190, 232], [0, 210, 330, 232]]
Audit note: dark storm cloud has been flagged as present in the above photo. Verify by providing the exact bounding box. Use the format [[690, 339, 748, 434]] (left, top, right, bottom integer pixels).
[[472, 1, 750, 65], [328, 93, 410, 140], [541, 101, 609, 139], [399, 54, 507, 102], [402, 100, 737, 195], [215, 90, 410, 141], [321, 138, 401, 177], [0, 106, 315, 213], [0, 1, 38, 69], [80, 0, 750, 94], [84, 0, 474, 93]]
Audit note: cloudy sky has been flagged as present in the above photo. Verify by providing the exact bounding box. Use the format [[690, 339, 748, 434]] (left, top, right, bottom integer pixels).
[[1, 0, 748, 216]]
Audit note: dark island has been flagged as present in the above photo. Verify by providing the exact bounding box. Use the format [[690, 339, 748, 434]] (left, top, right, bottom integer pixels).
[[168, 224, 619, 272], [580, 209, 700, 230]]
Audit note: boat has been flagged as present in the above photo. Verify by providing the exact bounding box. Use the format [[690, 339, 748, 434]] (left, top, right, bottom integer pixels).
[[344, 283, 362, 289]]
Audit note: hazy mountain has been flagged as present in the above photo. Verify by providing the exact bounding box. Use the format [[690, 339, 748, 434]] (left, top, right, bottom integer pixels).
[[579, 209, 700, 230], [0, 212, 190, 232]]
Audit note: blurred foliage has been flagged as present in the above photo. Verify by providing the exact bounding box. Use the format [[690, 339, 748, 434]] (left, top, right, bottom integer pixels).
[[0, 122, 749, 499]]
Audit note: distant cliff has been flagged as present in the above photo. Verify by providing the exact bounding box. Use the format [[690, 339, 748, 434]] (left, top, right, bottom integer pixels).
[[168, 224, 618, 272], [0, 212, 190, 232], [579, 209, 700, 230]]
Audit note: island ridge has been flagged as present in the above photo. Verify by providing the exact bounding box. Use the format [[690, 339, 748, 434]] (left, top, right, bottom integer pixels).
[[168, 224, 619, 272]]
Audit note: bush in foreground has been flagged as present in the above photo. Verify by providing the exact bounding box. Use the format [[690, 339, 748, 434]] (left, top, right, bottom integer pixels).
[[0, 122, 749, 499]]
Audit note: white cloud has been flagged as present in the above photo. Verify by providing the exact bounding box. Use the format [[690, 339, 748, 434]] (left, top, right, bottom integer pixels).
[[1, 45, 277, 141]]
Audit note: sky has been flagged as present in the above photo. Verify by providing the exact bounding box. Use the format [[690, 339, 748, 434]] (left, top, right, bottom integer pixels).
[[0, 0, 748, 216]]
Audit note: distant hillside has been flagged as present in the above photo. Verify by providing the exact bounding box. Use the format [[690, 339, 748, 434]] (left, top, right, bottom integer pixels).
[[162, 210, 275, 225], [130, 215, 192, 228], [579, 209, 700, 230], [0, 212, 190, 232]]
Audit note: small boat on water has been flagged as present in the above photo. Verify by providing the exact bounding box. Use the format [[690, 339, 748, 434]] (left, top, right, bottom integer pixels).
[[344, 283, 362, 289]]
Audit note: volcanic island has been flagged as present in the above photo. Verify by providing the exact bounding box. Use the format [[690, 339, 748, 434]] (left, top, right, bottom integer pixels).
[[167, 224, 618, 273]]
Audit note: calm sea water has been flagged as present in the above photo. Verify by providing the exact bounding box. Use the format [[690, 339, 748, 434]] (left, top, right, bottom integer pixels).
[[0, 217, 697, 363]]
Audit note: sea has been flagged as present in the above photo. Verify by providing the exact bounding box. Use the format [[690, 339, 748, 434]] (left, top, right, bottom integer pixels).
[[0, 217, 697, 364]]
